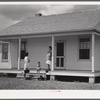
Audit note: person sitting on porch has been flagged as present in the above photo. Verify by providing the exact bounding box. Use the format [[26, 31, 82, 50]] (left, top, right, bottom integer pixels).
[[36, 61, 41, 73], [46, 46, 52, 72], [24, 52, 30, 79]]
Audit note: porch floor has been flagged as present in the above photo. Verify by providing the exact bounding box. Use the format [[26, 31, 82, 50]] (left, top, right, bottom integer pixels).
[[48, 70, 100, 77], [0, 69, 100, 77]]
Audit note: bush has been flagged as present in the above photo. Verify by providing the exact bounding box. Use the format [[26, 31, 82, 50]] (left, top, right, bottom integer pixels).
[[7, 73, 17, 77]]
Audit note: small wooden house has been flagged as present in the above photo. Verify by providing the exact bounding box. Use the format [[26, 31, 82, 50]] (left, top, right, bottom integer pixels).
[[0, 10, 100, 83]]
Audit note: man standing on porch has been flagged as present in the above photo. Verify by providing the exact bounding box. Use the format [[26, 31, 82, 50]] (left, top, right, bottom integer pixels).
[[46, 46, 52, 72]]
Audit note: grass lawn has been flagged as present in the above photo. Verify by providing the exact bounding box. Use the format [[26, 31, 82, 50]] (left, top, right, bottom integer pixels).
[[0, 77, 100, 89]]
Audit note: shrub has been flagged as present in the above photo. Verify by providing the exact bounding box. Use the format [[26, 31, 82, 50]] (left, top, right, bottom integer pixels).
[[6, 73, 17, 77]]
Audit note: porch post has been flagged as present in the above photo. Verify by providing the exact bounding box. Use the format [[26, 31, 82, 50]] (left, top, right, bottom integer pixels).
[[18, 37, 21, 70], [50, 35, 55, 80], [51, 35, 55, 71], [92, 34, 95, 73]]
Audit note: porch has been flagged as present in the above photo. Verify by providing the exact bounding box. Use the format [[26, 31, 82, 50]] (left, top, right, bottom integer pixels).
[[0, 69, 99, 76], [0, 32, 100, 84], [0, 69, 100, 83]]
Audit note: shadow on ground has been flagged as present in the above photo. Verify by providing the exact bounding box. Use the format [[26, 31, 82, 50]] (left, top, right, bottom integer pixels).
[[95, 77, 100, 83], [55, 76, 89, 83], [55, 76, 100, 83]]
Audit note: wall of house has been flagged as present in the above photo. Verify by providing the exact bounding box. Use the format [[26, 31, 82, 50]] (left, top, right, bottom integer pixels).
[[20, 37, 52, 69], [0, 39, 19, 69], [94, 35, 100, 71], [10, 39, 18, 69], [0, 40, 11, 69], [2, 32, 100, 71], [56, 35, 92, 70], [0, 37, 51, 69], [19, 34, 92, 70]]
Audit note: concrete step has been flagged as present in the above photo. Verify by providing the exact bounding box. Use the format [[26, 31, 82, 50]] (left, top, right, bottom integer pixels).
[[17, 73, 44, 77], [17, 73, 47, 80]]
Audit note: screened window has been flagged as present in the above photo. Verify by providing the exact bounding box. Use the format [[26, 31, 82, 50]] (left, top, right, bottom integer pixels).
[[56, 42, 64, 68], [2, 43, 8, 60], [56, 42, 64, 56], [21, 41, 26, 59], [79, 38, 90, 59]]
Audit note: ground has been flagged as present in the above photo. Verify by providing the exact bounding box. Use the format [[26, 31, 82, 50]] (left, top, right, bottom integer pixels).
[[0, 77, 100, 89]]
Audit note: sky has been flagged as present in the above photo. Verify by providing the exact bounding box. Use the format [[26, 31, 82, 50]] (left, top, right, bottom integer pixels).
[[0, 4, 100, 31]]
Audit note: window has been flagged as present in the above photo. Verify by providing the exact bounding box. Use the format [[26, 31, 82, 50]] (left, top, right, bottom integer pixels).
[[21, 41, 26, 59], [79, 38, 90, 59], [56, 42, 64, 56], [56, 42, 65, 68], [2, 43, 8, 60]]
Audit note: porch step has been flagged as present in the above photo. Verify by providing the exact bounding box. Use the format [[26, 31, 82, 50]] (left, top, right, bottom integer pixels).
[[17, 73, 47, 80], [17, 73, 24, 78]]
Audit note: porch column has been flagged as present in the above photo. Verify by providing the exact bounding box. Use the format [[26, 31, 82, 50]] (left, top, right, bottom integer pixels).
[[51, 35, 55, 71], [18, 38, 21, 70], [50, 35, 55, 81], [92, 34, 95, 73]]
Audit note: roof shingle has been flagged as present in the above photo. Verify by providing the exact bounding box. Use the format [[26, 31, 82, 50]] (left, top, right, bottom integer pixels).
[[1, 10, 100, 36]]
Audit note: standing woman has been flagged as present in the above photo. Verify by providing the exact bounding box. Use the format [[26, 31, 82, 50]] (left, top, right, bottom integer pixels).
[[46, 46, 52, 72], [24, 52, 30, 79]]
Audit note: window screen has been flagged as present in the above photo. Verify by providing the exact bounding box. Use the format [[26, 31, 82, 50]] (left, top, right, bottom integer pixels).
[[2, 43, 8, 60], [79, 38, 90, 59]]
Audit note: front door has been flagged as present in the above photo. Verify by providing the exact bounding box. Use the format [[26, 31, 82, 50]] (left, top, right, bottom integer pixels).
[[55, 41, 65, 69]]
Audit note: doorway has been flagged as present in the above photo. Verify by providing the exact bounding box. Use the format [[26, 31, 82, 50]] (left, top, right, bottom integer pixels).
[[55, 41, 65, 69]]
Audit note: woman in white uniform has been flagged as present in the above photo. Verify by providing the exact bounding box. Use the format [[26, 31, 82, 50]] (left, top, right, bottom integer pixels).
[[46, 46, 52, 72], [24, 52, 30, 79]]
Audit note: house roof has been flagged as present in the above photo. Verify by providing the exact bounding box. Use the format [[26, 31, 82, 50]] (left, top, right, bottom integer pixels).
[[1, 10, 100, 37]]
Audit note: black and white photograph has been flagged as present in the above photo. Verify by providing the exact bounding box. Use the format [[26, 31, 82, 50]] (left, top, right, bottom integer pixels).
[[1, 2, 100, 94]]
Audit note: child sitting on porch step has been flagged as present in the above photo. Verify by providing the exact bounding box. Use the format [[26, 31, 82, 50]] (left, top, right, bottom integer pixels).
[[36, 61, 41, 73]]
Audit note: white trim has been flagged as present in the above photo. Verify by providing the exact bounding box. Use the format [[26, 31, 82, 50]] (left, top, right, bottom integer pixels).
[[9, 43, 12, 69], [0, 41, 10, 43], [0, 30, 95, 40], [54, 32, 92, 37], [92, 34, 95, 73], [0, 34, 52, 40], [51, 35, 55, 71], [21, 34, 52, 39], [18, 38, 21, 70], [0, 37, 19, 40], [94, 32, 100, 36]]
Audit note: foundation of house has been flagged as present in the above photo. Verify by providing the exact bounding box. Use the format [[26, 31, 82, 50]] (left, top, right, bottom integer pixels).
[[50, 75, 55, 81], [89, 77, 95, 83]]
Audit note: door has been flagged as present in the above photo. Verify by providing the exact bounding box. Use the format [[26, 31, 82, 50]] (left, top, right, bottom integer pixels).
[[55, 41, 65, 69]]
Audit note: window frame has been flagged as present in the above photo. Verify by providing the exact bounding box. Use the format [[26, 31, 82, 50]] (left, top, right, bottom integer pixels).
[[78, 37, 91, 60], [2, 43, 9, 62]]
